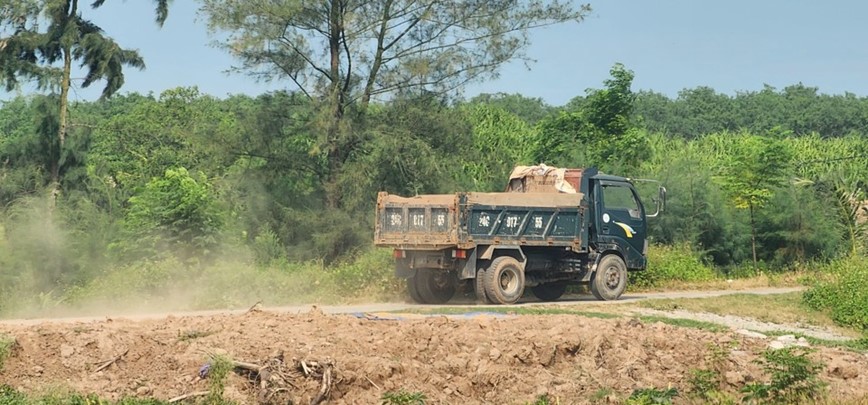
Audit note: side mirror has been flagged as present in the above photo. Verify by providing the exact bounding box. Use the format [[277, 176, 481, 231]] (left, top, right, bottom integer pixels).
[[646, 186, 666, 218]]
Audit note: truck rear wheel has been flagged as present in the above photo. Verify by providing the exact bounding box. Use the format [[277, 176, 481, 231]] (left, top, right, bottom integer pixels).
[[590, 255, 627, 301], [531, 283, 567, 301], [415, 269, 456, 304], [483, 256, 525, 305], [475, 268, 492, 304], [406, 275, 424, 304]]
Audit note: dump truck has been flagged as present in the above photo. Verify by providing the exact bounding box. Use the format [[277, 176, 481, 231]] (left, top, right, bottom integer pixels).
[[374, 165, 665, 304]]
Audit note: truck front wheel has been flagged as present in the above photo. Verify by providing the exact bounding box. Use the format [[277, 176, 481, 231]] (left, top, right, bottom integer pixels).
[[414, 269, 456, 304], [483, 256, 525, 305], [590, 255, 627, 301]]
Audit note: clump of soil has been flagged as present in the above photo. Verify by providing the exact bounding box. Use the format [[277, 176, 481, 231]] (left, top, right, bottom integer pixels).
[[1, 309, 866, 404]]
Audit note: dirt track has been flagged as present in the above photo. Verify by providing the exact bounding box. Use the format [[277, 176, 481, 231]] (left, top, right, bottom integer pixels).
[[1, 288, 866, 404]]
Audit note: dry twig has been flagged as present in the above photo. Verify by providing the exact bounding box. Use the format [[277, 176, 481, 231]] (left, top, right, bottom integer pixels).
[[94, 348, 129, 373], [168, 390, 209, 403]]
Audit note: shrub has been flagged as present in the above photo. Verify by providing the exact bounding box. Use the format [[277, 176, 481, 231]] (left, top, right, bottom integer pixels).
[[741, 347, 826, 404], [803, 256, 868, 332], [115, 167, 222, 262], [630, 243, 716, 288]]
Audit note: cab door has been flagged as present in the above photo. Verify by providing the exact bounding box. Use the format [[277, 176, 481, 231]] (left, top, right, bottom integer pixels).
[[599, 181, 646, 267]]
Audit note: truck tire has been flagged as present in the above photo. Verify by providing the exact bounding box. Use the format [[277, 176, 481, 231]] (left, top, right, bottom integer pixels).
[[590, 254, 627, 301], [415, 269, 456, 304], [531, 283, 567, 301], [406, 275, 425, 304], [483, 256, 525, 305], [475, 268, 492, 304]]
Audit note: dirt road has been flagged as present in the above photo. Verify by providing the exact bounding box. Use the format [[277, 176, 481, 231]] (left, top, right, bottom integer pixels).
[[0, 287, 805, 326], [1, 287, 865, 404]]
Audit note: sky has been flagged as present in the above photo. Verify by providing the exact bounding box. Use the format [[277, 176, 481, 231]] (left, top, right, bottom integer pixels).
[[3, 0, 868, 106]]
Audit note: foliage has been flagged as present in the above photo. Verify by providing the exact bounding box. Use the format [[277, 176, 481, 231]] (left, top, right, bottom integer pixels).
[[741, 347, 826, 404], [380, 389, 426, 405], [803, 256, 868, 332], [532, 64, 649, 173], [625, 387, 678, 405], [460, 103, 536, 190], [116, 167, 222, 262], [635, 84, 868, 139], [712, 131, 793, 267], [630, 243, 716, 288]]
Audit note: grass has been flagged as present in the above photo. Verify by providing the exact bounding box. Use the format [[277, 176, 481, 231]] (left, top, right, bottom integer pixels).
[[0, 385, 173, 404], [0, 334, 15, 370], [630, 271, 806, 292], [636, 315, 729, 333], [639, 292, 861, 337]]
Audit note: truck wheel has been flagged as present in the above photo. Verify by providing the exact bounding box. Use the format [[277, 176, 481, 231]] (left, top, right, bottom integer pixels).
[[483, 256, 525, 305], [406, 275, 425, 304], [475, 268, 492, 304], [531, 283, 567, 301], [415, 269, 456, 304], [590, 255, 627, 301]]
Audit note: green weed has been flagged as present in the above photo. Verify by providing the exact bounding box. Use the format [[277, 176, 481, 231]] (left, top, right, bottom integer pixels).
[[741, 347, 826, 404], [206, 355, 235, 405], [589, 388, 614, 403], [625, 387, 678, 405], [380, 389, 426, 405], [527, 393, 556, 404]]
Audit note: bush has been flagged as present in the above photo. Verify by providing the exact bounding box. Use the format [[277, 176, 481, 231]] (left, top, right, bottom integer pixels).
[[803, 256, 868, 332], [741, 347, 826, 404], [115, 167, 222, 262], [630, 243, 716, 288]]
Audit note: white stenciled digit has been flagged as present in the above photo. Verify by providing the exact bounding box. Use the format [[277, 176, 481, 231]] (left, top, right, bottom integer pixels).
[[506, 216, 519, 228], [412, 214, 425, 227], [479, 214, 490, 227], [389, 213, 402, 226], [534, 216, 543, 229], [436, 214, 446, 227]]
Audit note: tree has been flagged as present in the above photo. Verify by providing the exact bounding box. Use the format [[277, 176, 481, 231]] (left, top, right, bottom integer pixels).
[[0, 0, 172, 200], [712, 131, 792, 268], [200, 0, 590, 208], [532, 63, 648, 173]]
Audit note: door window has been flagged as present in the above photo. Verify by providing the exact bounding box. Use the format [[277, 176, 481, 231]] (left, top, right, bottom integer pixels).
[[603, 185, 641, 219]]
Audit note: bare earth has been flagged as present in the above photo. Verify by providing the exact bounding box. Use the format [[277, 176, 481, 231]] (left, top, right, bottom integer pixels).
[[1, 289, 866, 404]]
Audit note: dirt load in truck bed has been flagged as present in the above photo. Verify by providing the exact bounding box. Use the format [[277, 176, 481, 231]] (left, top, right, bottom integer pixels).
[[1, 309, 866, 404]]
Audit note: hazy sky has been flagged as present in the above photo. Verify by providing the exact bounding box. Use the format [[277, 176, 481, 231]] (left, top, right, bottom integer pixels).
[[4, 0, 868, 106]]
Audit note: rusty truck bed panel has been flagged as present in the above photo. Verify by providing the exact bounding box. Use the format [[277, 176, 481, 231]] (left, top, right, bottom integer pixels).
[[376, 193, 457, 207], [466, 192, 583, 208], [375, 191, 586, 250]]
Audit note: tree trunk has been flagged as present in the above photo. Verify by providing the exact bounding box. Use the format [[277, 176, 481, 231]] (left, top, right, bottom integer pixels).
[[749, 201, 758, 269], [52, 44, 73, 206], [324, 0, 344, 210]]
